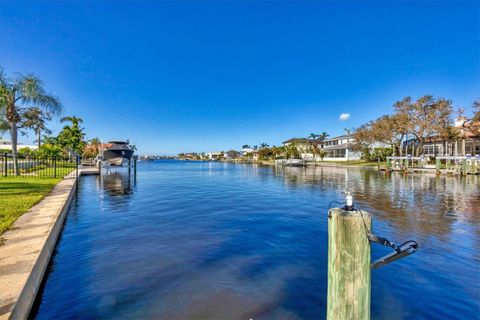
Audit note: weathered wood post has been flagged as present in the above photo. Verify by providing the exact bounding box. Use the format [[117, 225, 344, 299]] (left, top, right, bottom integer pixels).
[[327, 207, 371, 320], [134, 156, 137, 177]]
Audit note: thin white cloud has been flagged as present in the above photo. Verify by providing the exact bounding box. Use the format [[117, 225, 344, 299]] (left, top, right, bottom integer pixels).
[[339, 113, 350, 121]]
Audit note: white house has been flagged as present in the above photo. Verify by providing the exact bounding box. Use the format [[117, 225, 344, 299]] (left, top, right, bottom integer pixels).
[[0, 139, 38, 151], [206, 152, 223, 160], [322, 135, 361, 161], [282, 136, 361, 161], [240, 148, 254, 156]]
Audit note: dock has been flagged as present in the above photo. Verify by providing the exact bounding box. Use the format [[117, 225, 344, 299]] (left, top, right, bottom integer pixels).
[[381, 156, 480, 175]]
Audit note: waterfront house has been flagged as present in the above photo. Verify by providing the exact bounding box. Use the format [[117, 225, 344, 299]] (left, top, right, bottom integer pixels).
[[177, 152, 202, 160], [403, 118, 480, 157], [240, 147, 254, 156], [0, 139, 38, 151], [282, 138, 322, 160], [224, 150, 241, 159], [282, 136, 361, 161], [322, 135, 361, 161], [240, 147, 260, 161], [206, 152, 223, 160]]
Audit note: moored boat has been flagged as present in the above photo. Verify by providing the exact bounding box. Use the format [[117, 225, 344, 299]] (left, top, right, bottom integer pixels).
[[100, 141, 135, 166]]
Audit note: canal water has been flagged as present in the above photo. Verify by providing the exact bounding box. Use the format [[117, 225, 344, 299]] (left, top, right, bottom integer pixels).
[[32, 160, 479, 319]]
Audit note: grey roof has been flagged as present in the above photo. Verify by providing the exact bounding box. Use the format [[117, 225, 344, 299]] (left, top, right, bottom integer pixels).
[[323, 134, 354, 142]]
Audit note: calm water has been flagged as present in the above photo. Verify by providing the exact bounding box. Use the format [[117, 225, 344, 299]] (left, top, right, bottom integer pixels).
[[32, 160, 480, 319]]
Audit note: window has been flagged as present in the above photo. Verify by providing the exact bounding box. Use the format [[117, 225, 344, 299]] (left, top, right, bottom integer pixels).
[[326, 149, 346, 158]]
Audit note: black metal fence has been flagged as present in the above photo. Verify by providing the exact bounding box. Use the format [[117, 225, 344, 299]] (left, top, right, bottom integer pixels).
[[0, 153, 79, 179]]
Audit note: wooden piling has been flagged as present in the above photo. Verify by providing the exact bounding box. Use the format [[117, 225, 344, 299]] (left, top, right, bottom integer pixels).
[[327, 208, 371, 320], [96, 160, 101, 174], [133, 156, 137, 176]]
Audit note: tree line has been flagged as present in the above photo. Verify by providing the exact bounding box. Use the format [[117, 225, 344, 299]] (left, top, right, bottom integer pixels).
[[0, 67, 98, 175], [353, 95, 479, 157]]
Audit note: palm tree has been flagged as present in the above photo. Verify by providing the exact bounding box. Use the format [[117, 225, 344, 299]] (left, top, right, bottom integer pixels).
[[22, 107, 52, 148], [344, 128, 354, 162], [242, 144, 251, 149], [318, 132, 329, 141], [42, 135, 59, 145], [260, 142, 269, 149], [309, 142, 320, 162], [87, 137, 102, 156], [309, 133, 318, 140], [0, 68, 62, 175], [285, 143, 300, 159], [58, 116, 85, 155], [61, 116, 83, 127]]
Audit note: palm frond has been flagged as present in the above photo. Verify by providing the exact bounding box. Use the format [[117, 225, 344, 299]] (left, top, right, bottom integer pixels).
[[15, 74, 62, 115]]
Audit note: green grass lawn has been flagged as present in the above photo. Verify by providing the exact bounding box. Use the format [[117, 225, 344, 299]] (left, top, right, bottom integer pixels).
[[4, 164, 75, 178], [0, 177, 61, 234]]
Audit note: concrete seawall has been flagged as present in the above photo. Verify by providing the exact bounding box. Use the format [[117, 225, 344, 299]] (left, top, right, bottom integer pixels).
[[0, 168, 98, 320]]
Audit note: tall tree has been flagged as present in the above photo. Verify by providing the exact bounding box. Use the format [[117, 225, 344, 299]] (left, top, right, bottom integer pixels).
[[318, 132, 329, 141], [0, 68, 62, 175], [309, 142, 320, 161], [354, 114, 408, 156], [83, 137, 102, 158], [58, 116, 85, 155], [89, 137, 101, 153], [353, 121, 376, 148], [459, 100, 480, 135], [21, 107, 52, 148], [394, 96, 446, 156], [309, 133, 318, 140], [432, 98, 456, 155], [373, 114, 409, 156]]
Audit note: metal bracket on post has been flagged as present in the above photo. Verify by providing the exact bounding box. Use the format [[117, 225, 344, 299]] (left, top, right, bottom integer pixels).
[[335, 192, 419, 270], [368, 233, 418, 269]]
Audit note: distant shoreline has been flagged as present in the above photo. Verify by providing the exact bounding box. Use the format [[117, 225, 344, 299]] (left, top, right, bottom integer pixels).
[[176, 158, 380, 168]]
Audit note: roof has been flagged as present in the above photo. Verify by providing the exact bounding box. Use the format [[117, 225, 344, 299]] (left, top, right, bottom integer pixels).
[[282, 138, 321, 145], [323, 134, 354, 142]]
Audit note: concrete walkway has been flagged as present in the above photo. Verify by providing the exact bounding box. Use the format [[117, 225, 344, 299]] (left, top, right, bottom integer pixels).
[[0, 168, 98, 319]]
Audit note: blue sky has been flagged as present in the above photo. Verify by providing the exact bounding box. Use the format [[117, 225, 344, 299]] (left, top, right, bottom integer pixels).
[[0, 1, 479, 155]]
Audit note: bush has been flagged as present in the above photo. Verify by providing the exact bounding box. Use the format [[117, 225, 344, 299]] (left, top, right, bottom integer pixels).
[[362, 147, 393, 161]]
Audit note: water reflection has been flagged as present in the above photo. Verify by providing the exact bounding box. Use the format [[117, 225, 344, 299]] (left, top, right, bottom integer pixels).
[[33, 161, 480, 320], [99, 168, 134, 196], [277, 165, 479, 223]]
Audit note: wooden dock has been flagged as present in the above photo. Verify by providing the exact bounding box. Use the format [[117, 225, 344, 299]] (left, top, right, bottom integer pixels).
[[382, 156, 480, 175]]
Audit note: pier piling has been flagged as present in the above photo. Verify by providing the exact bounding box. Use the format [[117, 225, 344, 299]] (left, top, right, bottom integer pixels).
[[133, 156, 137, 181], [327, 207, 371, 320]]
